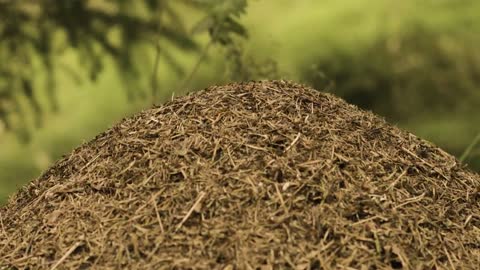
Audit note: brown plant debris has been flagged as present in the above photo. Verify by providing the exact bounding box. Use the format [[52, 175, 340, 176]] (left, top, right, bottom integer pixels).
[[1, 80, 479, 269]]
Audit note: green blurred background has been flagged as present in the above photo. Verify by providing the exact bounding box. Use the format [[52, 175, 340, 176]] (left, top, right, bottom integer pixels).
[[1, 0, 479, 204]]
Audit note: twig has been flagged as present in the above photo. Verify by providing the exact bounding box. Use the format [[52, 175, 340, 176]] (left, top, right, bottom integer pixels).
[[175, 191, 206, 231], [285, 133, 301, 152], [153, 201, 165, 234], [463, 214, 473, 228], [443, 246, 455, 270], [50, 241, 83, 270], [274, 184, 288, 214], [373, 229, 381, 254], [393, 192, 426, 209], [387, 169, 407, 190], [79, 153, 101, 171]]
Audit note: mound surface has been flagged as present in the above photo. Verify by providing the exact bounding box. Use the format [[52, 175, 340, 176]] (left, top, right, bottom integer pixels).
[[1, 80, 479, 269]]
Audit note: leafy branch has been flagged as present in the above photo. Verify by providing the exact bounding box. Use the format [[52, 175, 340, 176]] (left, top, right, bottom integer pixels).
[[0, 0, 249, 141], [179, 0, 248, 89]]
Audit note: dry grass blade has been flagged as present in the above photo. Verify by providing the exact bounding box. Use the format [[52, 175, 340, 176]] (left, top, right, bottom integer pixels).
[[460, 132, 480, 162]]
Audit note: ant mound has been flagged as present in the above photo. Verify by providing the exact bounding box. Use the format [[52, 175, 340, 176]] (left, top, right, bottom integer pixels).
[[1, 81, 479, 269]]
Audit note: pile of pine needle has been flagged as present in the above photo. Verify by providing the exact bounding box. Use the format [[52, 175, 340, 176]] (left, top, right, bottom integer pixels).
[[1, 80, 479, 269]]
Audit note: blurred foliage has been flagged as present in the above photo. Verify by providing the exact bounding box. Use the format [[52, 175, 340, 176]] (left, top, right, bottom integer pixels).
[[176, 0, 248, 90], [189, 0, 247, 45], [0, 0, 247, 141], [224, 42, 281, 82], [303, 24, 480, 122]]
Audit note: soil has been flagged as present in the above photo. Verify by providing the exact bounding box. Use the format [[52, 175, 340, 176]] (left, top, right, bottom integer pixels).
[[1, 80, 479, 269]]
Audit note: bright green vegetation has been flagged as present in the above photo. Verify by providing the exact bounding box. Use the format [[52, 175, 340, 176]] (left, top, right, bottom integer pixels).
[[1, 0, 479, 204]]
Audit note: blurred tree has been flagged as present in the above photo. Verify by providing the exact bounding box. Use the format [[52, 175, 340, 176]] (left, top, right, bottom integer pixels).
[[303, 24, 480, 122], [0, 0, 247, 140]]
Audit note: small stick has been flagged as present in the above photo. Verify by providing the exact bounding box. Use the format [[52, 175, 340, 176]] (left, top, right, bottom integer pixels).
[[373, 229, 381, 254], [79, 153, 101, 171], [153, 201, 165, 234], [387, 169, 407, 190], [285, 133, 301, 152], [393, 192, 426, 209], [175, 191, 206, 232], [149, 189, 165, 233], [443, 246, 455, 270], [463, 214, 473, 228], [50, 241, 83, 270], [274, 184, 288, 214]]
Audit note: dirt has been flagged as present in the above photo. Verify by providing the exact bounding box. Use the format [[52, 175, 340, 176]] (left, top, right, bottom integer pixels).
[[1, 80, 479, 269]]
